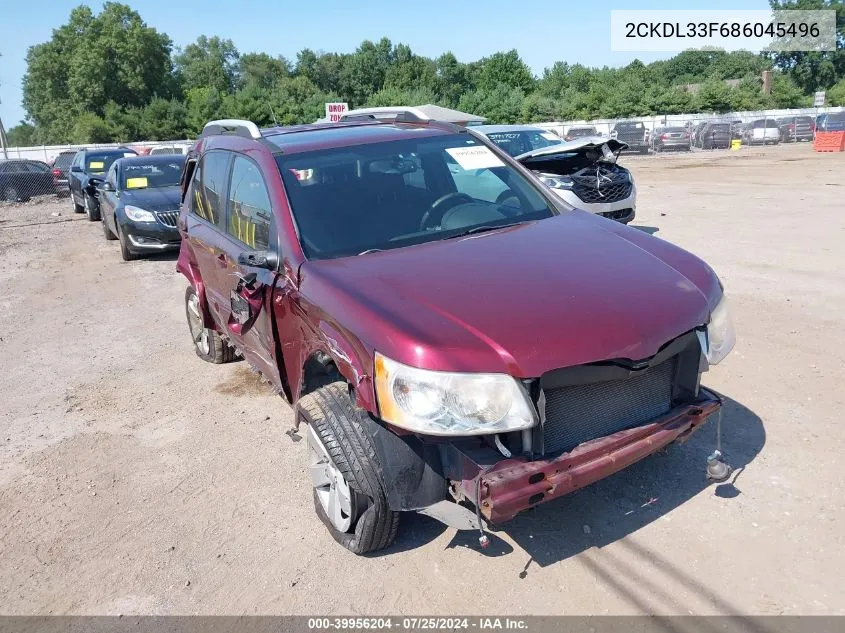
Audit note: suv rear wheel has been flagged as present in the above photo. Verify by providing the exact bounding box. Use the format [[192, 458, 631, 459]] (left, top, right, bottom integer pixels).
[[184, 286, 236, 363], [298, 381, 399, 554]]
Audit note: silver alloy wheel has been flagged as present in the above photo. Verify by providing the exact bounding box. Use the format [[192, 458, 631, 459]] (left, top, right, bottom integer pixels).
[[186, 293, 210, 355], [84, 194, 93, 218], [4, 187, 19, 202], [307, 424, 354, 532]]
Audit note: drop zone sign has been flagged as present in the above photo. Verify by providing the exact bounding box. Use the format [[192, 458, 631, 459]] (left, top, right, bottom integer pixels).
[[326, 102, 349, 122]]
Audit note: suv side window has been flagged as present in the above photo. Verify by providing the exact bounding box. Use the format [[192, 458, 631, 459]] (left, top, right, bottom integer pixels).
[[191, 151, 230, 226], [226, 155, 272, 250], [106, 163, 118, 189]]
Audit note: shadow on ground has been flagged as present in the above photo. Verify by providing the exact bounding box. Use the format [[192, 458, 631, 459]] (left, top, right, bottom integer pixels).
[[633, 225, 660, 235], [389, 394, 764, 564]]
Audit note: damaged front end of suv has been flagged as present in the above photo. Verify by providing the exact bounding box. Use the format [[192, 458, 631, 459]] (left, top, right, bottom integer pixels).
[[515, 138, 636, 224]]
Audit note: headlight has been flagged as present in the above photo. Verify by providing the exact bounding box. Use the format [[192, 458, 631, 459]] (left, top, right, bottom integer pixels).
[[705, 294, 736, 365], [374, 352, 537, 436], [124, 205, 156, 222], [538, 174, 574, 190]]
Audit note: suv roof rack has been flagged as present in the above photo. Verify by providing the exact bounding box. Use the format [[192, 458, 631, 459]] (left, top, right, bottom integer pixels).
[[339, 107, 430, 124], [201, 119, 262, 140]]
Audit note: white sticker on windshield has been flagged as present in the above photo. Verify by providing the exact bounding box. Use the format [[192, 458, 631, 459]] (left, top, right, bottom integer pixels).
[[541, 132, 560, 141], [445, 146, 505, 170]]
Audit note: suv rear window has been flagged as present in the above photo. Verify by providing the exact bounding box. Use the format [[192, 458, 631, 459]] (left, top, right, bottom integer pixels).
[[85, 153, 131, 174], [276, 134, 556, 260], [191, 151, 230, 226], [53, 153, 76, 168], [227, 156, 272, 250], [752, 120, 780, 129]]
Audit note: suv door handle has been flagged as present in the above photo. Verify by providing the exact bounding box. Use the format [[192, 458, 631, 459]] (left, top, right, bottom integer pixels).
[[216, 253, 228, 268]]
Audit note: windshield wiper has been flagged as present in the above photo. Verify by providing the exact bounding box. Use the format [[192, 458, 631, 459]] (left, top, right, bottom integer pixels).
[[444, 222, 527, 240]]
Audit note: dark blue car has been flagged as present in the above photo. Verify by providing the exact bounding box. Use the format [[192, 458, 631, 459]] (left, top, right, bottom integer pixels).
[[98, 155, 186, 261], [68, 147, 137, 220]]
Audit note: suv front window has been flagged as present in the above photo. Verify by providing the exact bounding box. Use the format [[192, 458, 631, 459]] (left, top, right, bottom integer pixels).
[[277, 134, 556, 260]]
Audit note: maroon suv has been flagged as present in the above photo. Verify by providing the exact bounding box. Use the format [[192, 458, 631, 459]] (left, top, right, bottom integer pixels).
[[177, 114, 736, 554]]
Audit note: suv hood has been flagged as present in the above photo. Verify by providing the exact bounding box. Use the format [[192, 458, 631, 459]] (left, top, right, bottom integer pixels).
[[514, 137, 627, 163], [301, 212, 720, 378]]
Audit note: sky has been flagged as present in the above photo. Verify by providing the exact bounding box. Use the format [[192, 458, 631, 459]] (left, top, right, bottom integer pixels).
[[0, 0, 770, 128]]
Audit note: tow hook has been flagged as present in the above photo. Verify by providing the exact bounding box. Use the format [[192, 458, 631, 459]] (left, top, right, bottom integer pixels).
[[706, 409, 732, 482], [475, 478, 490, 549]]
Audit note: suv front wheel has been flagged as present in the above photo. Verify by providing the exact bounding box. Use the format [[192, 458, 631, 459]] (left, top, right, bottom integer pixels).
[[298, 381, 399, 554], [184, 286, 237, 363]]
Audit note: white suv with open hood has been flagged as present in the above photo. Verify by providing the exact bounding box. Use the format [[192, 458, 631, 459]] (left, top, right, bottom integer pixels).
[[472, 125, 636, 224]]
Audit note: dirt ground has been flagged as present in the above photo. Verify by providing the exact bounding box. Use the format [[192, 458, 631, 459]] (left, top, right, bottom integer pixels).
[[0, 143, 843, 616]]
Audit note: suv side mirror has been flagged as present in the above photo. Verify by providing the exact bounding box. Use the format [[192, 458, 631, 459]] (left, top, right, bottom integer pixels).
[[238, 250, 279, 270], [71, 165, 82, 173]]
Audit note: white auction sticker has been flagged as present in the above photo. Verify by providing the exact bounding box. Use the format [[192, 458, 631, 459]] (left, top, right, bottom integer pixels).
[[445, 145, 505, 170]]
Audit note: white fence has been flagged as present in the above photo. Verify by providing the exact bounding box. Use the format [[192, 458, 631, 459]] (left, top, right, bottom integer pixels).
[[531, 106, 845, 137], [1, 140, 194, 164]]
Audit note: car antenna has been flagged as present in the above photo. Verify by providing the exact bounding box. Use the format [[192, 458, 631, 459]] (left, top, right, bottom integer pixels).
[[269, 105, 279, 126]]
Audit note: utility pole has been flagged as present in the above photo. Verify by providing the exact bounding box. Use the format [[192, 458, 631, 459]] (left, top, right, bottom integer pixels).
[[0, 115, 8, 159]]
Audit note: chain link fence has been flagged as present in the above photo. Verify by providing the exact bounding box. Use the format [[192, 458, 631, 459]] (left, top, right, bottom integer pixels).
[[0, 141, 192, 204]]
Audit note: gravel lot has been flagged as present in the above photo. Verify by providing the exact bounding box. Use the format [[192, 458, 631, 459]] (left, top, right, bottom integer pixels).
[[1, 143, 843, 616]]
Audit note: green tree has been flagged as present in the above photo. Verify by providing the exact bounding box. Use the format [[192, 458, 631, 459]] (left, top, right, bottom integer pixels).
[[70, 112, 113, 143], [695, 78, 736, 112], [827, 77, 845, 103], [458, 86, 525, 124], [477, 50, 535, 93], [175, 35, 240, 94], [238, 53, 290, 89], [768, 0, 845, 92], [7, 123, 37, 147], [139, 98, 189, 140], [22, 3, 174, 141], [520, 93, 558, 122], [434, 52, 473, 107], [339, 38, 395, 105], [185, 86, 224, 136], [384, 44, 437, 93]]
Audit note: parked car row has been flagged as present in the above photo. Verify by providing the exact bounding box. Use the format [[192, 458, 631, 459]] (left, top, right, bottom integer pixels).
[[147, 111, 737, 555]]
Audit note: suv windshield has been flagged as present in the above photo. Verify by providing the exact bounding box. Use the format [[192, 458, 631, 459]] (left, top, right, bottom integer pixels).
[[483, 130, 562, 156], [121, 159, 184, 189], [276, 134, 557, 260]]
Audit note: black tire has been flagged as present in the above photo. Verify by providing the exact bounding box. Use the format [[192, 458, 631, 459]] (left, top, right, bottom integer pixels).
[[102, 213, 117, 240], [298, 381, 399, 554], [84, 192, 100, 221], [117, 226, 138, 261], [184, 286, 236, 364]]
